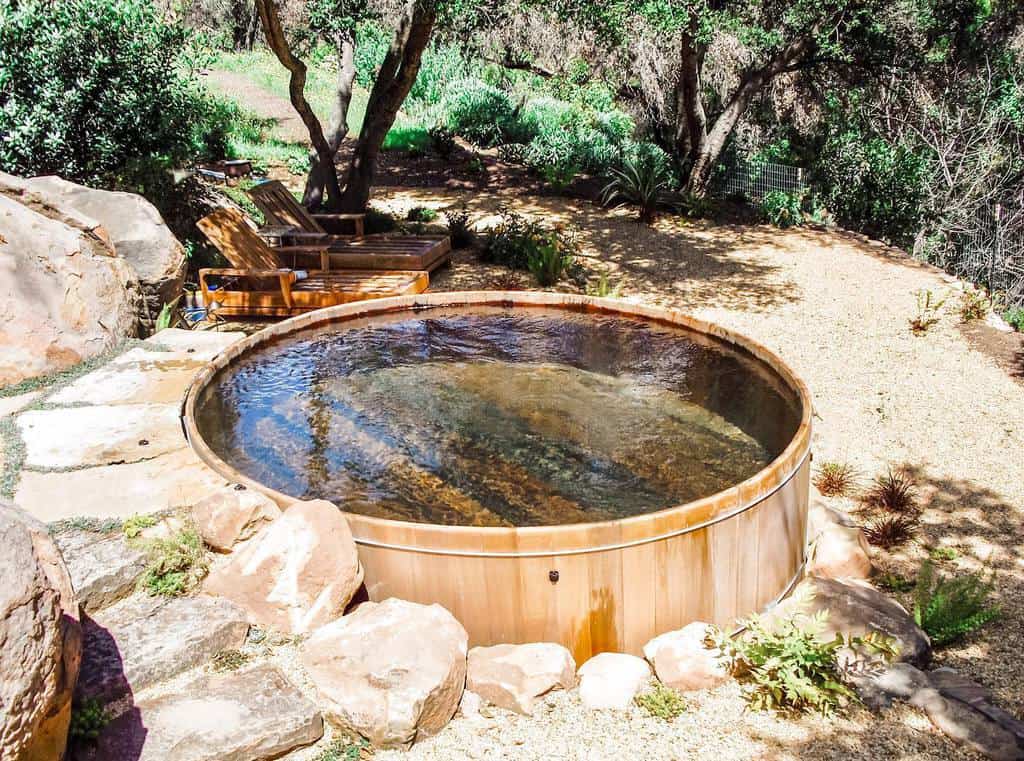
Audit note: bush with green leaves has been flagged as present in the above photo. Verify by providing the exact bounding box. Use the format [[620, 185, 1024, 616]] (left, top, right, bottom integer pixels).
[[634, 682, 687, 720], [0, 0, 227, 186], [602, 149, 673, 224], [713, 610, 897, 716], [760, 190, 805, 228], [444, 206, 474, 248], [137, 528, 209, 597], [1004, 306, 1024, 331], [406, 206, 438, 223], [480, 209, 577, 276], [444, 79, 522, 147], [913, 560, 999, 646], [527, 237, 574, 286], [69, 698, 110, 743]]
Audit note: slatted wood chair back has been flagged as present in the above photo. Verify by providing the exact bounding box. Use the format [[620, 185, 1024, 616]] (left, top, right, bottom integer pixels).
[[196, 207, 282, 271], [248, 180, 326, 235]]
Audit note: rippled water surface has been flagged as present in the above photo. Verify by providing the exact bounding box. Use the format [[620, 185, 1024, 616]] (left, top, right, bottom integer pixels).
[[196, 307, 801, 526]]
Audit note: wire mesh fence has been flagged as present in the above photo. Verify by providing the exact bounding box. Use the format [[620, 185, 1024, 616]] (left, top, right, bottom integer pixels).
[[948, 204, 1024, 308], [714, 157, 806, 201]]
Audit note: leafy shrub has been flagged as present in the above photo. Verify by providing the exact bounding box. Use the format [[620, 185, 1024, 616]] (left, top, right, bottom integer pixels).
[[364, 207, 398, 234], [913, 560, 999, 646], [122, 513, 158, 540], [876, 572, 916, 593], [444, 79, 521, 146], [0, 0, 226, 185], [314, 736, 368, 761], [539, 162, 578, 192], [138, 529, 209, 597], [634, 683, 687, 720], [862, 514, 919, 548], [69, 698, 110, 743], [929, 546, 959, 561], [1004, 306, 1024, 331], [527, 237, 573, 286], [713, 610, 897, 716], [444, 205, 474, 248], [480, 209, 577, 276], [958, 288, 994, 322], [812, 462, 858, 497], [428, 125, 457, 159], [760, 190, 805, 228], [406, 206, 438, 223], [602, 150, 672, 224]]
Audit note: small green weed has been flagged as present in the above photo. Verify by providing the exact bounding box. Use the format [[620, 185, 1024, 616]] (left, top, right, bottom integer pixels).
[[1003, 306, 1024, 331], [406, 206, 439, 223], [69, 698, 110, 743], [314, 736, 368, 761], [586, 270, 623, 298], [527, 237, 573, 287], [958, 288, 993, 322], [713, 610, 897, 716], [913, 560, 999, 646], [876, 572, 916, 593], [48, 516, 123, 536], [634, 682, 687, 721], [211, 648, 251, 672], [138, 529, 209, 597], [122, 513, 158, 540], [929, 546, 959, 562]]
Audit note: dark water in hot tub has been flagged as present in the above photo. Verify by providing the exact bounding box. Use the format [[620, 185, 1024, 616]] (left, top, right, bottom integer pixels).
[[195, 307, 802, 527]]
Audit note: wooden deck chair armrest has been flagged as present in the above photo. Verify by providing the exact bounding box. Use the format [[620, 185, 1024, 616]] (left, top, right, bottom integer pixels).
[[199, 268, 297, 310], [276, 244, 331, 270], [313, 212, 365, 238]]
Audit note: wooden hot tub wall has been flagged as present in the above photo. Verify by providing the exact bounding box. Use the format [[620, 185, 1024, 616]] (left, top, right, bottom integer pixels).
[[182, 292, 812, 663]]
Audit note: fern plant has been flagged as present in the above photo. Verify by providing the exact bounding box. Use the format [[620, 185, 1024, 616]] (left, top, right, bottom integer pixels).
[[602, 153, 672, 224], [913, 560, 999, 646], [713, 610, 897, 716]]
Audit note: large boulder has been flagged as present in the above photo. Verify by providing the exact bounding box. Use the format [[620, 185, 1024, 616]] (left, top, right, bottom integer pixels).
[[770, 576, 932, 667], [203, 500, 363, 634], [0, 501, 82, 761], [577, 652, 651, 710], [12, 174, 186, 329], [301, 598, 468, 749], [192, 485, 282, 552], [642, 622, 728, 691], [807, 500, 873, 580], [0, 191, 140, 386], [466, 642, 576, 715]]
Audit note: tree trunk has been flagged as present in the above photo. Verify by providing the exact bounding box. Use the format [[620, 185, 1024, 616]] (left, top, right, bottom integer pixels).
[[338, 0, 437, 213], [254, 0, 343, 208], [231, 0, 258, 51], [303, 30, 356, 210], [674, 32, 707, 173], [678, 32, 819, 196]]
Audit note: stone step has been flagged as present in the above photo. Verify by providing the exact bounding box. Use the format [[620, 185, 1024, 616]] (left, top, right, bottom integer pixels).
[[53, 530, 146, 612], [88, 663, 323, 761], [76, 594, 249, 703]]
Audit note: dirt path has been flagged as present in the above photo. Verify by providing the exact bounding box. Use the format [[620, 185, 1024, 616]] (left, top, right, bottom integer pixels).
[[202, 69, 310, 144]]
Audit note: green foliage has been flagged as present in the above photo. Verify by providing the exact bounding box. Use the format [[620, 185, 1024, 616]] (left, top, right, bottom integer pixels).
[[122, 513, 158, 540], [444, 205, 475, 248], [363, 207, 398, 234], [69, 698, 110, 743], [48, 516, 123, 536], [930, 546, 959, 562], [428, 125, 457, 159], [602, 148, 672, 223], [913, 560, 1000, 646], [383, 125, 432, 155], [634, 682, 687, 720], [314, 736, 368, 761], [444, 79, 522, 146], [1004, 307, 1024, 331], [586, 270, 624, 298], [406, 206, 439, 223], [760, 190, 805, 229], [714, 611, 898, 716], [0, 0, 228, 185], [957, 288, 993, 322], [211, 648, 251, 672], [481, 209, 578, 279], [138, 529, 209, 597], [876, 572, 916, 593]]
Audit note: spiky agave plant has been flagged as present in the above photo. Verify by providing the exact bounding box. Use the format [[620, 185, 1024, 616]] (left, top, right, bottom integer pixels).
[[602, 153, 672, 224]]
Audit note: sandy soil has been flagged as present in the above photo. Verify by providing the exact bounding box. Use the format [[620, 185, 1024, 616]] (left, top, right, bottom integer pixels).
[[328, 186, 1022, 761]]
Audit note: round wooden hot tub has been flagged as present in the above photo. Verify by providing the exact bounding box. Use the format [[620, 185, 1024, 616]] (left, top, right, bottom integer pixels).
[[182, 292, 812, 662]]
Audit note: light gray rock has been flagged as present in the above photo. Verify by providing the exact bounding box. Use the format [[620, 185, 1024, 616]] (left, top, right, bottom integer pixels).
[[770, 576, 932, 667], [143, 327, 244, 361], [467, 642, 577, 715], [302, 598, 468, 749], [912, 687, 1024, 761], [90, 663, 323, 761], [76, 594, 248, 702], [19, 174, 186, 329], [577, 652, 652, 710], [0, 190, 140, 386], [0, 501, 81, 761], [53, 530, 147, 612], [854, 662, 932, 710]]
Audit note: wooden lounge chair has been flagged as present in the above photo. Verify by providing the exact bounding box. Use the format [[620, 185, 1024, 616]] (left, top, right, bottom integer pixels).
[[195, 207, 428, 318], [247, 180, 452, 272]]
